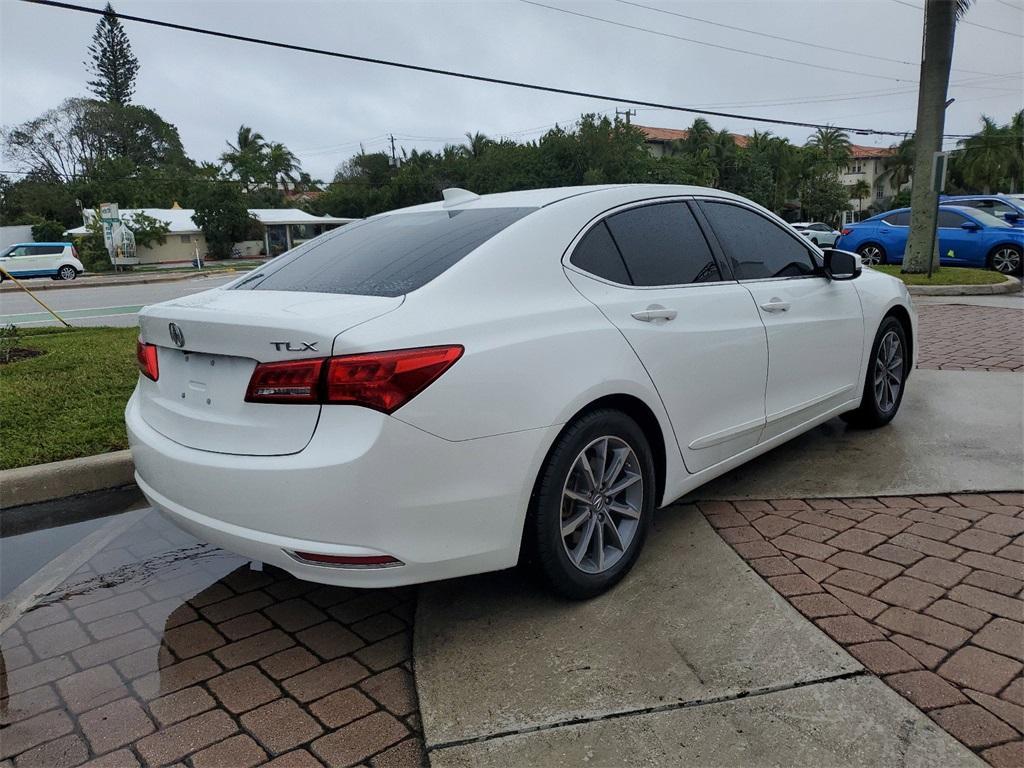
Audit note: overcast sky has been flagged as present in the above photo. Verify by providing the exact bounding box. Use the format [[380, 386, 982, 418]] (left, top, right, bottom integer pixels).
[[1, 0, 1022, 182]]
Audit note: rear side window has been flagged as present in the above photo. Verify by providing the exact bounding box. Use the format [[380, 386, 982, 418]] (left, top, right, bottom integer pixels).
[[700, 201, 816, 280], [570, 221, 631, 284], [604, 202, 721, 286], [30, 245, 64, 255], [883, 211, 910, 226], [237, 208, 535, 297]]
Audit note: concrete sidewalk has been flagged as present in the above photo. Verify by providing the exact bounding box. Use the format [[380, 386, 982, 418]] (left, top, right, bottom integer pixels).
[[416, 510, 981, 766]]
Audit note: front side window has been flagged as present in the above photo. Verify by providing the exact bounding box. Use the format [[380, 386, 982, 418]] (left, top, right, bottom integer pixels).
[[29, 245, 63, 256], [235, 207, 535, 297], [700, 201, 816, 280], [603, 202, 721, 286], [883, 211, 910, 226]]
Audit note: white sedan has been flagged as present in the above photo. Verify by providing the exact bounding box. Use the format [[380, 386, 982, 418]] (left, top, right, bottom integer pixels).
[[792, 221, 842, 247], [127, 185, 915, 599]]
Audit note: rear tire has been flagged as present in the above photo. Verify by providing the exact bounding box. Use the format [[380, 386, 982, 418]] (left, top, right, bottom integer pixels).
[[842, 316, 908, 429], [57, 265, 77, 281], [857, 243, 886, 266], [529, 409, 655, 599]]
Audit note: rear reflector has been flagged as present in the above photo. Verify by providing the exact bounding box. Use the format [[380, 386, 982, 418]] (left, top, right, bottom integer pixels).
[[245, 345, 463, 413], [841, 228, 852, 236], [245, 358, 324, 403], [137, 339, 159, 381], [291, 551, 403, 568]]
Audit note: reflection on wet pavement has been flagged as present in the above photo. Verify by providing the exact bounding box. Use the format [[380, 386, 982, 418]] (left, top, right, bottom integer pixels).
[[0, 509, 424, 767]]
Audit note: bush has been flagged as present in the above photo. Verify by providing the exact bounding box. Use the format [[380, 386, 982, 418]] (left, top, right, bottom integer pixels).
[[31, 218, 66, 242]]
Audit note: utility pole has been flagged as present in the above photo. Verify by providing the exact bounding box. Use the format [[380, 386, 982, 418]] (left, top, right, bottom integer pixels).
[[615, 108, 636, 125], [388, 134, 398, 168], [903, 0, 961, 274]]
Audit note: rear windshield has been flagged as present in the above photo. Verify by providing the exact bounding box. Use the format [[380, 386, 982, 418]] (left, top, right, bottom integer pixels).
[[234, 207, 535, 297]]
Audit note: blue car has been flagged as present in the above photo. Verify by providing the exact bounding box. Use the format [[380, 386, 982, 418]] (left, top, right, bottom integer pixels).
[[941, 194, 1024, 228], [835, 205, 1023, 275]]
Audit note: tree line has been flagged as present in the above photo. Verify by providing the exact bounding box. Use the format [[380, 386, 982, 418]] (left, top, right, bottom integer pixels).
[[2, 3, 1020, 268]]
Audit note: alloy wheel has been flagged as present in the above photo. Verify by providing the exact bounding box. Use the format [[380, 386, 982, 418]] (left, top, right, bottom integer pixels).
[[991, 248, 1021, 275], [59, 266, 76, 280], [859, 246, 883, 266], [560, 436, 643, 574], [873, 330, 904, 413]]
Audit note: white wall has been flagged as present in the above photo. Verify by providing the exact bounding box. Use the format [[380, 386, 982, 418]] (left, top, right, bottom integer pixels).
[[0, 225, 34, 250]]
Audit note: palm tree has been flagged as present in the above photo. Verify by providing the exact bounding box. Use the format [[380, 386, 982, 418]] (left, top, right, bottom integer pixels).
[[883, 138, 915, 194], [903, 0, 975, 273], [850, 179, 871, 215], [267, 141, 302, 192], [806, 126, 852, 170], [462, 132, 490, 159], [958, 116, 1010, 193], [220, 125, 269, 192], [682, 118, 715, 155]]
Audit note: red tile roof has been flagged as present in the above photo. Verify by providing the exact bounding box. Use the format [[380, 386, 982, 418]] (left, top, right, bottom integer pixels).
[[637, 125, 894, 158], [636, 125, 749, 148]]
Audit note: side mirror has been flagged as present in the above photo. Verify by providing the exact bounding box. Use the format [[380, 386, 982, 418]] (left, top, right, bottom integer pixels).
[[1004, 212, 1020, 223], [823, 248, 861, 281], [961, 221, 980, 231]]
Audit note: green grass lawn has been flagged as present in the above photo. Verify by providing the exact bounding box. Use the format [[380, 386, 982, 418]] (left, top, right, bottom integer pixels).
[[1, 326, 138, 470], [871, 265, 1008, 285]]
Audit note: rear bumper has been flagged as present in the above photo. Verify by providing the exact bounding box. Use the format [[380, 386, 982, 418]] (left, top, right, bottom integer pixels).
[[127, 391, 556, 587]]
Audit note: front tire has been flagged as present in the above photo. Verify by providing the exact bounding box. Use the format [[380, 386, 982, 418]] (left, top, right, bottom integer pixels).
[[842, 316, 909, 429], [529, 410, 656, 599], [858, 243, 886, 266], [989, 246, 1022, 276], [57, 265, 77, 281]]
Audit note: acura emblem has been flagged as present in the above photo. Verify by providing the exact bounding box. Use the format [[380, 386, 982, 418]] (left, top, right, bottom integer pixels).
[[168, 323, 185, 348]]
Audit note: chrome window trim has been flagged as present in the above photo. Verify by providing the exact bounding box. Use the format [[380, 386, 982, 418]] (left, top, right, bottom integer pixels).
[[561, 195, 734, 291]]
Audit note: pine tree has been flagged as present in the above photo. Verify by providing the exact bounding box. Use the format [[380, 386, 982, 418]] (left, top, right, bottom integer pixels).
[[85, 3, 140, 105]]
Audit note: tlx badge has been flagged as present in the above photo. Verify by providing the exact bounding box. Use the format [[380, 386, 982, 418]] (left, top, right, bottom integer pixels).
[[271, 341, 318, 352]]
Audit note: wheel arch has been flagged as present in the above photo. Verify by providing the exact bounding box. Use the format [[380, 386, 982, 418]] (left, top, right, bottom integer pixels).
[[883, 304, 914, 374]]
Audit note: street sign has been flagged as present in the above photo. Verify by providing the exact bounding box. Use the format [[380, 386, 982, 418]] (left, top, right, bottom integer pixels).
[[931, 152, 949, 194]]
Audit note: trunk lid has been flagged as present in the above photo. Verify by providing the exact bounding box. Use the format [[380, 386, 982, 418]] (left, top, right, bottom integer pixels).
[[136, 289, 403, 455]]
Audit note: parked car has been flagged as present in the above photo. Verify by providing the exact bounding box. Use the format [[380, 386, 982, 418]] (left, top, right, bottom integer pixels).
[[0, 242, 84, 281], [835, 205, 1023, 275], [791, 221, 841, 247], [941, 194, 1024, 227], [128, 185, 915, 599]]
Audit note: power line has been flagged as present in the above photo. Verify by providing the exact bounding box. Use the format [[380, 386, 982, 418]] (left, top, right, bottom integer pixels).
[[994, 0, 1024, 12], [519, 0, 914, 83], [890, 0, 1024, 38], [19, 0, 985, 139], [612, 0, 1004, 77]]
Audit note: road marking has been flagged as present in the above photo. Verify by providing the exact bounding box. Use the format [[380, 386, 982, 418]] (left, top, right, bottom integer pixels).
[[0, 304, 143, 325]]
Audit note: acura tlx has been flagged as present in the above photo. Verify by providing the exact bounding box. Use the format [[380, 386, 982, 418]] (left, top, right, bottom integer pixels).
[[127, 184, 915, 598]]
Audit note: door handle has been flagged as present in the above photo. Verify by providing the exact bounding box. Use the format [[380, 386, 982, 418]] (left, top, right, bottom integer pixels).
[[760, 298, 791, 313], [631, 305, 677, 323]]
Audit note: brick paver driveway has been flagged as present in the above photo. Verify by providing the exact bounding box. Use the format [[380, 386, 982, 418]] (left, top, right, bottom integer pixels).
[[916, 304, 1023, 372], [0, 511, 424, 767], [703, 493, 1023, 767]]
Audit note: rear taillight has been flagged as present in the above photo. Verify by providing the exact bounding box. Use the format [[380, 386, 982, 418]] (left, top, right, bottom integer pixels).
[[137, 339, 159, 381], [841, 228, 852, 236], [324, 345, 464, 413], [245, 358, 324, 403], [72, 245, 80, 260], [245, 345, 463, 412]]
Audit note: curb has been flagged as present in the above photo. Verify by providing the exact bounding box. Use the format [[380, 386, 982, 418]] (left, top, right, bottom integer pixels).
[[0, 267, 255, 293], [906, 274, 1022, 296], [0, 450, 134, 508]]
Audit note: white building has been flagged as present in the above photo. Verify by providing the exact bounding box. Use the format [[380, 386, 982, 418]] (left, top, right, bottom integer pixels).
[[839, 145, 902, 220], [65, 206, 356, 265]]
